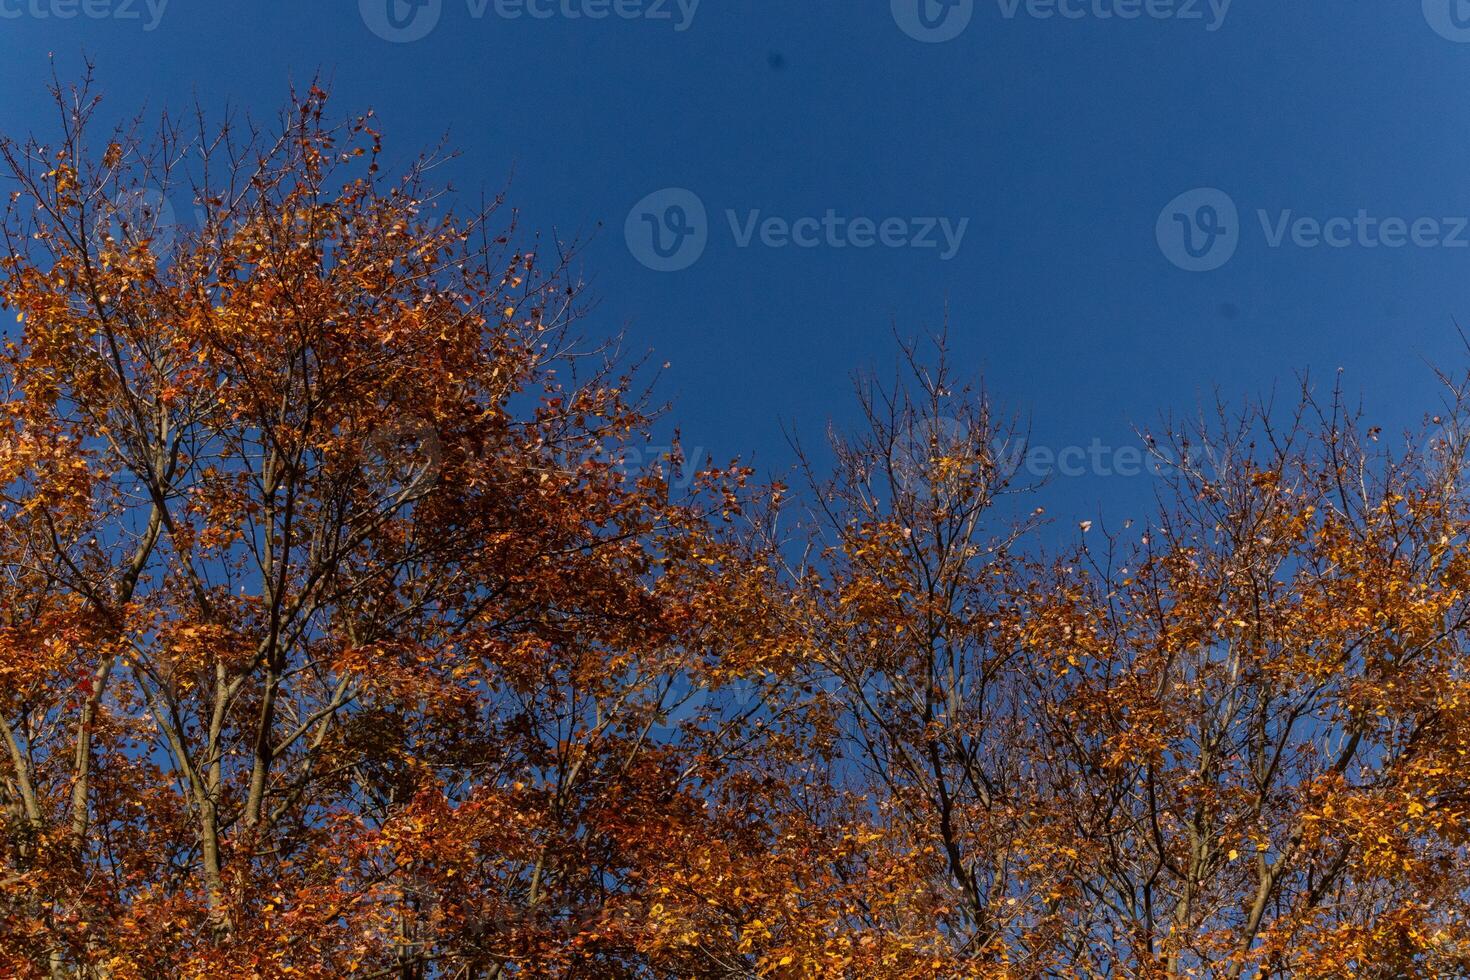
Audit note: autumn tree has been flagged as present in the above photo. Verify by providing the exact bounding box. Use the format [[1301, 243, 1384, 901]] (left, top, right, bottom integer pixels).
[[4, 71, 1470, 980], [780, 342, 1071, 974], [788, 345, 1470, 977], [0, 70, 818, 978], [1014, 384, 1470, 977]]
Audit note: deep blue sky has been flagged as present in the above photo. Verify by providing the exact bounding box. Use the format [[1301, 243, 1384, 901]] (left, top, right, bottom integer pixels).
[[2, 1, 1468, 532]]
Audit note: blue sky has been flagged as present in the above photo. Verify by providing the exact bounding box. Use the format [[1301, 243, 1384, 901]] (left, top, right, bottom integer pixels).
[[2, 0, 1468, 533]]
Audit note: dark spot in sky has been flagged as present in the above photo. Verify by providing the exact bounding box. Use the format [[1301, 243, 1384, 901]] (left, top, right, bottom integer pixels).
[[1219, 302, 1240, 320], [768, 52, 786, 70]]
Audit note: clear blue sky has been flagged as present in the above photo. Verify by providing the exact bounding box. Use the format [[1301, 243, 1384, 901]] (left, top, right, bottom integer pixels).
[[2, 1, 1468, 532]]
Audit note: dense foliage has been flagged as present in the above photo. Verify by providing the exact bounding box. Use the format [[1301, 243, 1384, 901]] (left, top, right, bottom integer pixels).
[[1, 78, 1467, 978]]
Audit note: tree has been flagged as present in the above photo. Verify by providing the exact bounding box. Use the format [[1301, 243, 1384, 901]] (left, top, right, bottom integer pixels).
[[1013, 386, 1470, 977], [0, 70, 802, 978], [788, 347, 1470, 976], [783, 341, 1056, 971], [3, 72, 1468, 978]]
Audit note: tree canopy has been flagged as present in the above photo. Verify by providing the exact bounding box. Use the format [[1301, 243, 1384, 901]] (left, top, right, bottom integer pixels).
[[1, 75, 1467, 979]]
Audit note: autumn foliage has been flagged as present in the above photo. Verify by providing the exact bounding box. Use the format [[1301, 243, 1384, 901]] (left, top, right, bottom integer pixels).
[[0, 76, 1467, 978]]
